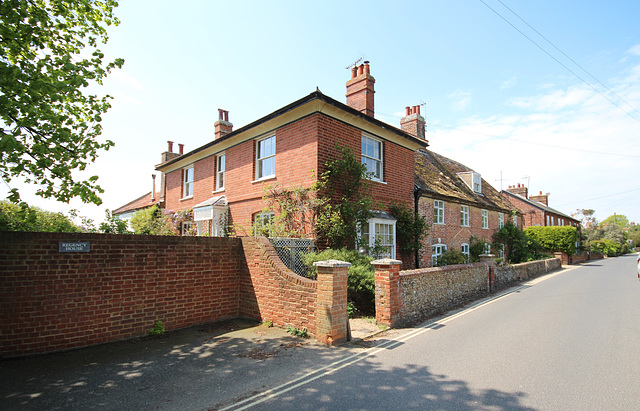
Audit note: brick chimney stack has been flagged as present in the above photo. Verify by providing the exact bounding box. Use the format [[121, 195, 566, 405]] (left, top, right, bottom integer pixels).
[[214, 109, 233, 140], [530, 191, 549, 206], [161, 140, 181, 163], [507, 183, 528, 199], [400, 105, 426, 140], [346, 61, 375, 117]]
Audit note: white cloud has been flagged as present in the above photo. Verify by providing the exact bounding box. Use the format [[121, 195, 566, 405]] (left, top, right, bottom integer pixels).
[[627, 44, 640, 56], [431, 72, 640, 223], [448, 90, 472, 111], [500, 76, 517, 90]]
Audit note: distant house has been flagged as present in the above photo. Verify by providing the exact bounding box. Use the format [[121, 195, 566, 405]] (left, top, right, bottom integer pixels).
[[151, 62, 426, 259], [412, 148, 520, 267], [112, 190, 161, 225], [502, 185, 580, 229]]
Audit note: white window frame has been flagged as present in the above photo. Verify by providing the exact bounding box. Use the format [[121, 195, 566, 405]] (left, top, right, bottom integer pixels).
[[253, 211, 275, 237], [434, 200, 445, 225], [216, 153, 225, 191], [361, 134, 383, 182], [256, 135, 276, 180], [482, 209, 489, 229], [473, 173, 482, 193], [461, 243, 470, 262], [460, 205, 470, 227], [499, 213, 505, 229], [182, 166, 194, 198], [432, 244, 447, 266], [499, 244, 505, 259], [513, 214, 518, 225], [360, 217, 396, 259], [182, 221, 196, 236], [484, 243, 491, 254]]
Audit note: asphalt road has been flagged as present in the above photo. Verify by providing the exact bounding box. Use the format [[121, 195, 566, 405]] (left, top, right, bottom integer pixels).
[[232, 254, 640, 410], [3, 255, 639, 410]]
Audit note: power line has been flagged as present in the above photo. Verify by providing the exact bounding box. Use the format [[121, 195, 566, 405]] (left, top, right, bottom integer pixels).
[[452, 126, 640, 158], [554, 187, 640, 207], [479, 0, 640, 124], [495, 0, 640, 119]]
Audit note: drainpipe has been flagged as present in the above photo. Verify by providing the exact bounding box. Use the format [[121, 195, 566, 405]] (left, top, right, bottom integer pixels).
[[413, 185, 422, 269]]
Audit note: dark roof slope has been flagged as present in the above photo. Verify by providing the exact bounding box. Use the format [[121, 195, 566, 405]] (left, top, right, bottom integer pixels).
[[112, 192, 160, 215], [414, 149, 516, 213], [502, 190, 579, 222]]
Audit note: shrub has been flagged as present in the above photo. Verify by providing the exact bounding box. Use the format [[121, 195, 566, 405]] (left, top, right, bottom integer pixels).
[[493, 222, 544, 264], [590, 239, 621, 256], [525, 226, 578, 256], [469, 236, 489, 262], [389, 202, 429, 260], [302, 248, 375, 316], [435, 249, 468, 267]]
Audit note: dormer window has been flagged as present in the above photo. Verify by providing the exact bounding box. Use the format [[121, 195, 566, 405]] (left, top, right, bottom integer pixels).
[[457, 171, 482, 194], [473, 173, 482, 193]]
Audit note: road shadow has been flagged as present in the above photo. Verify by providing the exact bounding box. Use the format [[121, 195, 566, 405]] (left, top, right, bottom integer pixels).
[[0, 319, 347, 410], [238, 357, 534, 410]]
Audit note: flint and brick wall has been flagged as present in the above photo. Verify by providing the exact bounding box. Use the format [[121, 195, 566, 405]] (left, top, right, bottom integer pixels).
[[374, 257, 563, 327], [0, 232, 347, 357], [399, 263, 488, 325]]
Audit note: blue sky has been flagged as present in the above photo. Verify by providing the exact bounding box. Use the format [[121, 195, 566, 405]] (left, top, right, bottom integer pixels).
[[4, 0, 640, 226]]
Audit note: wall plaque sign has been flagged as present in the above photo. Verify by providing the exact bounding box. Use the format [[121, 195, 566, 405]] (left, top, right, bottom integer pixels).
[[58, 241, 90, 253]]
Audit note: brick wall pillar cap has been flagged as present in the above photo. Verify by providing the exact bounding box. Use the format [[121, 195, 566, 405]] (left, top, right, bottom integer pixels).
[[371, 258, 402, 266], [313, 259, 352, 268], [479, 254, 495, 259]]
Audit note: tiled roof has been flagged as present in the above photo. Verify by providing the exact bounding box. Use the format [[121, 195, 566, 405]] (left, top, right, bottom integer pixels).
[[414, 149, 516, 213], [112, 192, 161, 215], [502, 190, 578, 222]]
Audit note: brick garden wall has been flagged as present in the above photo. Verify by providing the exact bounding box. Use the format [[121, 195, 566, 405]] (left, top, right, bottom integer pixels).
[[0, 232, 347, 357], [0, 232, 243, 357]]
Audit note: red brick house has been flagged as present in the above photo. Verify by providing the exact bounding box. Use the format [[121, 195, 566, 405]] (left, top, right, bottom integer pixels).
[[152, 63, 427, 259], [412, 147, 521, 267], [502, 184, 580, 229]]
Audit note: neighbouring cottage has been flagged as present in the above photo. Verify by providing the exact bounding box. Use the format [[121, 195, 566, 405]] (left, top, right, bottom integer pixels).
[[144, 62, 427, 260], [411, 146, 521, 267], [502, 184, 580, 229]]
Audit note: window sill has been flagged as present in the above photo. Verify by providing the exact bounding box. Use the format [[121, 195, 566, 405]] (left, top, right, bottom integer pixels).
[[180, 196, 193, 202], [213, 188, 225, 194], [366, 178, 386, 185], [252, 175, 276, 184]]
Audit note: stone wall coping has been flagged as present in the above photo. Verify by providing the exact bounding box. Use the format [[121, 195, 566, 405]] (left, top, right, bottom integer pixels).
[[313, 259, 352, 268], [400, 262, 484, 277], [371, 258, 402, 266]]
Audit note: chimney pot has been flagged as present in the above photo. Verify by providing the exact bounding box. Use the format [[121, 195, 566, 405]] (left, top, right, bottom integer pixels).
[[218, 109, 223, 120], [416, 105, 421, 115], [167, 141, 174, 152], [358, 64, 364, 76], [178, 143, 184, 155], [405, 106, 410, 116], [363, 61, 370, 75], [351, 66, 357, 79]]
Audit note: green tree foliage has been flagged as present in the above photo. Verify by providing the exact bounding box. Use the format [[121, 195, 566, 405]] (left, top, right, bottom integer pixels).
[[0, 200, 80, 232], [590, 238, 621, 256], [315, 146, 376, 249], [493, 222, 543, 264], [435, 249, 467, 267], [628, 225, 640, 249], [130, 205, 174, 235], [302, 248, 375, 316], [602, 223, 624, 244], [262, 183, 317, 238], [98, 209, 129, 234], [600, 214, 629, 229], [573, 208, 597, 227], [389, 202, 429, 258], [469, 236, 489, 263], [525, 226, 578, 256], [0, 0, 124, 204]]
